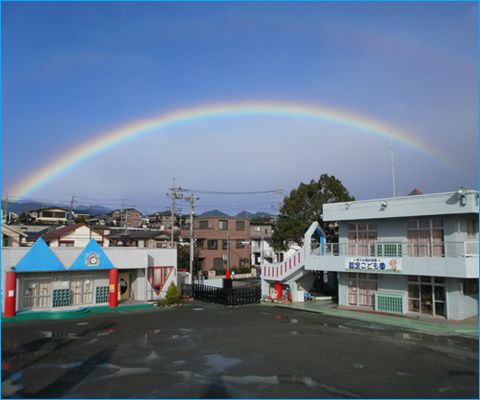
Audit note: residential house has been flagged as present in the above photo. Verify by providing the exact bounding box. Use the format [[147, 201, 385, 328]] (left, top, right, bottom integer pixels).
[[148, 210, 175, 230], [1, 225, 28, 247], [108, 230, 172, 248], [41, 223, 110, 247], [250, 220, 284, 265], [28, 207, 71, 224], [109, 208, 144, 228]]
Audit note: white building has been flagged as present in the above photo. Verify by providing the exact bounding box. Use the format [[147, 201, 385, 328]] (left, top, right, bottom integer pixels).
[[2, 238, 177, 313], [261, 189, 478, 320]]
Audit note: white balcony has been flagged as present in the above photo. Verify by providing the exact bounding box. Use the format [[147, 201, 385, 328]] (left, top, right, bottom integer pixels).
[[306, 241, 478, 279]]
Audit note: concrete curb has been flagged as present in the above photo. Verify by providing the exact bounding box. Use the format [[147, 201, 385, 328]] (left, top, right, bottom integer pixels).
[[2, 303, 155, 323], [266, 301, 479, 338]]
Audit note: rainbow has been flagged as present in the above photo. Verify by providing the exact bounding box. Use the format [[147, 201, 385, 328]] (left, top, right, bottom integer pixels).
[[9, 100, 448, 198]]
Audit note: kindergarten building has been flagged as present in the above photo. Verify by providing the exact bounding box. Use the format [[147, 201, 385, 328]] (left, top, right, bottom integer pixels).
[[262, 189, 478, 320], [2, 238, 177, 315]]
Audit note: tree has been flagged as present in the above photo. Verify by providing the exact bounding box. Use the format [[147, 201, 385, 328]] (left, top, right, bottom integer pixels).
[[165, 282, 182, 304], [272, 174, 354, 250]]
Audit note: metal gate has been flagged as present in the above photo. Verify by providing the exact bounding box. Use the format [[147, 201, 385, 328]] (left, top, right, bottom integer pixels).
[[183, 284, 261, 306]]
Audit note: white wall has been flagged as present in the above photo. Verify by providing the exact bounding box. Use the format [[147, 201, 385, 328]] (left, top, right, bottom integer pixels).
[[446, 278, 479, 320]]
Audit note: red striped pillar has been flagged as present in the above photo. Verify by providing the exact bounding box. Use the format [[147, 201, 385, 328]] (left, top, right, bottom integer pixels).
[[4, 272, 17, 317], [108, 269, 118, 308]]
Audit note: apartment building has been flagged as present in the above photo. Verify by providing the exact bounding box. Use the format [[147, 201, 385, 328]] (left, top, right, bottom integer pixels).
[[183, 216, 251, 273], [109, 208, 144, 228]]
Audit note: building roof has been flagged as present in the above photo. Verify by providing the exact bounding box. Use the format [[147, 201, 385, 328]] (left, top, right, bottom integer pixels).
[[15, 238, 65, 272], [69, 239, 114, 270], [41, 223, 105, 243], [108, 230, 169, 240], [29, 207, 70, 213], [323, 190, 479, 222]]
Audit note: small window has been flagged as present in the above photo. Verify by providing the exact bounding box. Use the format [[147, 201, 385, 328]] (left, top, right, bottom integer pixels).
[[463, 279, 478, 295], [199, 220, 208, 229], [207, 240, 218, 250], [236, 240, 245, 249], [219, 220, 229, 230], [254, 226, 261, 232], [236, 221, 245, 231], [213, 257, 224, 269], [467, 219, 478, 238], [196, 239, 205, 248], [222, 240, 228, 250]]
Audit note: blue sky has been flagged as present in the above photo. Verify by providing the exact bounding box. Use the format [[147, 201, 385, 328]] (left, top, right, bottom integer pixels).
[[2, 2, 478, 214]]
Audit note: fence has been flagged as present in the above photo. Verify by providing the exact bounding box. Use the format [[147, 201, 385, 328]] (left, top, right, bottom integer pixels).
[[182, 283, 261, 306], [314, 241, 478, 258]]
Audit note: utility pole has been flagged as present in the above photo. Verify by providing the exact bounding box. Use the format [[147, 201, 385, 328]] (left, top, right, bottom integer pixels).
[[3, 193, 9, 224], [70, 195, 76, 222], [167, 178, 183, 245], [184, 193, 199, 284], [120, 199, 126, 231]]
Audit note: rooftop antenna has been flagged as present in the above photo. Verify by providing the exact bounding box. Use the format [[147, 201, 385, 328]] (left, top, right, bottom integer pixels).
[[389, 130, 396, 198]]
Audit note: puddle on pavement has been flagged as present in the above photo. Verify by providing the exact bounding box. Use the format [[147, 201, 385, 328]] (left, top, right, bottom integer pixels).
[[146, 351, 159, 361], [204, 354, 241, 373], [222, 374, 361, 397], [2, 371, 24, 397], [39, 331, 82, 339], [192, 308, 204, 311], [395, 332, 424, 341]]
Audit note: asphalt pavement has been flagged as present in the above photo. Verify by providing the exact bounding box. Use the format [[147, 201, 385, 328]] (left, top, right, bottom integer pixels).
[[2, 303, 478, 398]]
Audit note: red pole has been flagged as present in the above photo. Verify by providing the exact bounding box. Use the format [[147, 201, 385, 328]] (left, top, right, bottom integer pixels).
[[4, 272, 17, 317], [108, 269, 118, 308]]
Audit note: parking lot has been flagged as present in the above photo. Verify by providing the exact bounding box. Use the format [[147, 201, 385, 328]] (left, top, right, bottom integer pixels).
[[2, 303, 478, 398]]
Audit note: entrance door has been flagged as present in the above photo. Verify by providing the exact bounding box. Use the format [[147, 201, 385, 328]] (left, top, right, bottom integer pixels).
[[118, 272, 130, 301], [420, 284, 433, 315]]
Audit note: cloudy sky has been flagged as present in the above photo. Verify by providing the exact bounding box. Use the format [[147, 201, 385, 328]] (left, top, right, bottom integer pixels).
[[2, 2, 477, 214]]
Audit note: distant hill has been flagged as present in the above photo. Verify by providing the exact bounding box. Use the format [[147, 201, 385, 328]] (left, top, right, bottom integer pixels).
[[2, 200, 112, 217], [236, 210, 274, 219], [199, 209, 230, 217]]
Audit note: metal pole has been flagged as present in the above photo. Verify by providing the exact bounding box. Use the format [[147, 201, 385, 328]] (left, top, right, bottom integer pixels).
[[227, 231, 230, 270], [185, 193, 198, 285]]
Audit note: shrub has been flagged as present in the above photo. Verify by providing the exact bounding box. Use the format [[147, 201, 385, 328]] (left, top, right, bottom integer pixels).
[[165, 282, 182, 305]]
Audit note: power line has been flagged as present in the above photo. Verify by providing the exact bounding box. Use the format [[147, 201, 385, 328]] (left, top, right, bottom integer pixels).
[[183, 188, 280, 195]]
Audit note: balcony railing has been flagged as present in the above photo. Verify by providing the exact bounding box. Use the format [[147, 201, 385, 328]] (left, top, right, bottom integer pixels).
[[312, 241, 478, 258]]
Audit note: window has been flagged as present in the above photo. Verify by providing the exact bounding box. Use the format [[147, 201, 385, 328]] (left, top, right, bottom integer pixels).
[[196, 239, 205, 248], [149, 266, 173, 288], [407, 275, 445, 316], [463, 279, 478, 295], [236, 240, 245, 249], [219, 220, 229, 230], [23, 279, 51, 309], [254, 226, 261, 232], [236, 221, 245, 231], [348, 223, 377, 256], [467, 218, 478, 239], [59, 241, 74, 247], [213, 257, 224, 269], [207, 240, 218, 250], [407, 219, 444, 257], [199, 220, 208, 229], [347, 273, 377, 307], [222, 240, 228, 250]]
